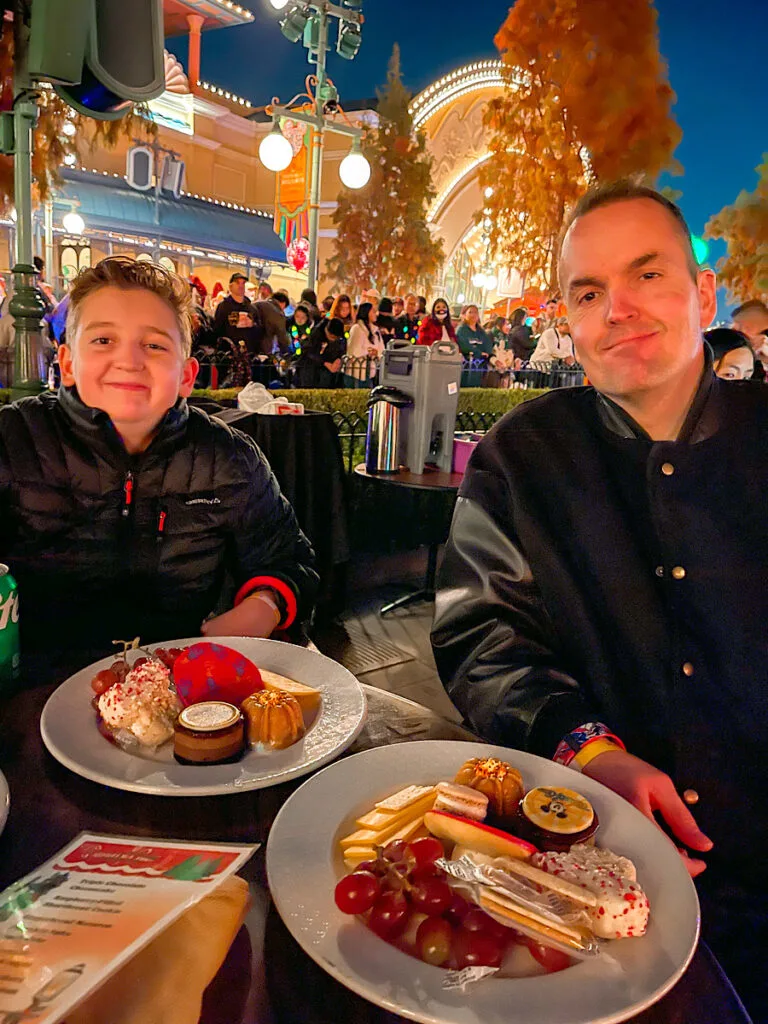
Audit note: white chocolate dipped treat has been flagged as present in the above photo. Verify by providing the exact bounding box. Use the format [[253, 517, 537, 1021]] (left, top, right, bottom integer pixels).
[[531, 846, 649, 939]]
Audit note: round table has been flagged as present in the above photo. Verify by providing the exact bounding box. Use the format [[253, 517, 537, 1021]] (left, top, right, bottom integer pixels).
[[353, 465, 463, 615], [0, 680, 750, 1024]]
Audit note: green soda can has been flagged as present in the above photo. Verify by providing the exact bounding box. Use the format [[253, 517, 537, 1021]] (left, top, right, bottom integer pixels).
[[0, 563, 20, 688]]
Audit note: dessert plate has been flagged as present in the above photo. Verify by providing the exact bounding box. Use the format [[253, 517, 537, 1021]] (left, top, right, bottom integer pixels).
[[267, 740, 699, 1024], [40, 637, 366, 797], [0, 769, 8, 836]]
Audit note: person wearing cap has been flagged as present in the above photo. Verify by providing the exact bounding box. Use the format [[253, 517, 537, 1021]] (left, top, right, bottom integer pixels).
[[295, 317, 345, 388], [529, 315, 575, 366], [212, 272, 262, 356]]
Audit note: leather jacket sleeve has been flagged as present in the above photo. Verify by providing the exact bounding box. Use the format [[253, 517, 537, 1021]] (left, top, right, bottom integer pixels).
[[431, 492, 600, 757]]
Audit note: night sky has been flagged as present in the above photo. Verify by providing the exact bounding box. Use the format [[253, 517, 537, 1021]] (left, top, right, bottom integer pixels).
[[170, 0, 767, 303]]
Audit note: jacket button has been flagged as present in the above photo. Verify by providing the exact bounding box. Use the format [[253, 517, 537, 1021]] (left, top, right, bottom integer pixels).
[[682, 662, 694, 677], [661, 462, 675, 476], [671, 566, 686, 580], [683, 789, 699, 805], [655, 566, 664, 577]]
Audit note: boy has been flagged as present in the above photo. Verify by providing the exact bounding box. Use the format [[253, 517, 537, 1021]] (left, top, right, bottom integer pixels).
[[0, 257, 317, 678]]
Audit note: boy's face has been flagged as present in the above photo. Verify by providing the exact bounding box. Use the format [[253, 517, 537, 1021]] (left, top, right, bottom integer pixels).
[[59, 286, 198, 448]]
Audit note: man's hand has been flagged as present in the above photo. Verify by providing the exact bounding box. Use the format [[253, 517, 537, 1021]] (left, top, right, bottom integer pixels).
[[201, 591, 280, 639], [582, 750, 713, 877]]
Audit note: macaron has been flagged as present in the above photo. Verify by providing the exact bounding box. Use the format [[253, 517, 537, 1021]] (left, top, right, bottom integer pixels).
[[433, 782, 488, 821]]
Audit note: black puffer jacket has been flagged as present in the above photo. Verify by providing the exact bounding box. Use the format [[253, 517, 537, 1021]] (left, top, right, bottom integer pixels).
[[0, 387, 318, 673]]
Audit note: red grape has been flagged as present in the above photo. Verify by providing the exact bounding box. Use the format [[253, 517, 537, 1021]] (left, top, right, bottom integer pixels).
[[382, 840, 408, 863], [132, 656, 149, 669], [462, 908, 511, 944], [454, 930, 504, 969], [368, 891, 409, 939], [407, 836, 444, 869], [109, 660, 129, 681], [525, 939, 572, 973], [334, 872, 381, 915], [409, 877, 453, 917], [444, 891, 472, 927], [416, 917, 453, 967], [356, 859, 388, 877], [91, 669, 118, 695]]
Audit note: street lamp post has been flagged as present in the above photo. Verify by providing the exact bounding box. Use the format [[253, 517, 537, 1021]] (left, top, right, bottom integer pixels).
[[9, 4, 47, 397], [261, 0, 369, 292]]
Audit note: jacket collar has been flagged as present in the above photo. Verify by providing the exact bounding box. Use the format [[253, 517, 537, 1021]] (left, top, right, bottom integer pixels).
[[57, 385, 190, 461], [596, 348, 720, 444]]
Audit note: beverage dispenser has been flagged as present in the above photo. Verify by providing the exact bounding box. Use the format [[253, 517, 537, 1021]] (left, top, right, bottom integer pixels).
[[377, 340, 463, 474]]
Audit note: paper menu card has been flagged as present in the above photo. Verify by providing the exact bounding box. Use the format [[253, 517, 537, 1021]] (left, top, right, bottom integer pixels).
[[0, 833, 257, 1024]]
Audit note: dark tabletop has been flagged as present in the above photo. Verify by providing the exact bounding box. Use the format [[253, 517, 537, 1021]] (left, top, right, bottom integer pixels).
[[354, 464, 464, 492], [0, 678, 751, 1024]]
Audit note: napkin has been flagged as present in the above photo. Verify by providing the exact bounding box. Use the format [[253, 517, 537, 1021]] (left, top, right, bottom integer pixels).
[[66, 875, 250, 1024]]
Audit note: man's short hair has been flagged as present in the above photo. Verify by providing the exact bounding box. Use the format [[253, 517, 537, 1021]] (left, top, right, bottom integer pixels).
[[33, 255, 44, 273], [559, 179, 699, 283], [272, 290, 290, 308], [732, 299, 768, 319], [67, 256, 194, 357]]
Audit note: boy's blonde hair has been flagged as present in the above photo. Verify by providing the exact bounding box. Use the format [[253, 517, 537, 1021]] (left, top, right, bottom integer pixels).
[[66, 256, 194, 357]]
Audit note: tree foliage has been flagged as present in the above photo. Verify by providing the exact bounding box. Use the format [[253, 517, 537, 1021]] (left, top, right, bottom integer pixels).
[[482, 0, 682, 291], [705, 158, 768, 303], [327, 44, 443, 296]]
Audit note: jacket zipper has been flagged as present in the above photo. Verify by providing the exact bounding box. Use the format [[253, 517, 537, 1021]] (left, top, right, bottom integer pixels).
[[121, 471, 134, 517], [156, 507, 168, 543]]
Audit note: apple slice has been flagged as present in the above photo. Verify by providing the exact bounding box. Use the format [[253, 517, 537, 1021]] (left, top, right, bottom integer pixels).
[[424, 810, 537, 860]]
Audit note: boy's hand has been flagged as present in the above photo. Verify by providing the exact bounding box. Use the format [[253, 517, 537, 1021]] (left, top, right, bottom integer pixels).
[[202, 591, 280, 639], [582, 750, 713, 877]]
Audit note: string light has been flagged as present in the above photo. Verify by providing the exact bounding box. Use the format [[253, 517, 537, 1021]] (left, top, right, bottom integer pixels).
[[198, 80, 253, 107]]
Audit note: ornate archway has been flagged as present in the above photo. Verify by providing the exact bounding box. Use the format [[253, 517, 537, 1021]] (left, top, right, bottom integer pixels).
[[410, 60, 520, 306]]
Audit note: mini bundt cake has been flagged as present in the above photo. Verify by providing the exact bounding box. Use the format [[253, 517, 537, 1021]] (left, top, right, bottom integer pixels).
[[242, 688, 305, 749], [454, 757, 525, 819]]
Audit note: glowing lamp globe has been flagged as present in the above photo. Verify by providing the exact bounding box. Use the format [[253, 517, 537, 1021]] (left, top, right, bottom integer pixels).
[[472, 272, 486, 289], [484, 273, 498, 291], [62, 211, 85, 235], [691, 234, 709, 265], [259, 126, 293, 173], [339, 150, 370, 189], [268, 0, 290, 8]]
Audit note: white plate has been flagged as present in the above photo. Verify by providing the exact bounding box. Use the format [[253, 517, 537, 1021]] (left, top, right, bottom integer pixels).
[[267, 740, 699, 1024], [0, 769, 8, 836], [40, 637, 367, 797]]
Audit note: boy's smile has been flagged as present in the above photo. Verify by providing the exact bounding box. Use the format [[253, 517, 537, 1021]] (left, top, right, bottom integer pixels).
[[59, 286, 198, 452]]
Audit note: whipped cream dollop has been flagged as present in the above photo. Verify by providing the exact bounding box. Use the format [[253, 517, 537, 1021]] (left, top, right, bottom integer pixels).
[[98, 660, 181, 748]]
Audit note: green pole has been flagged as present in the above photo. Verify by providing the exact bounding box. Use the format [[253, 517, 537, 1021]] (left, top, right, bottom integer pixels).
[[10, 0, 47, 398], [306, 7, 328, 293]]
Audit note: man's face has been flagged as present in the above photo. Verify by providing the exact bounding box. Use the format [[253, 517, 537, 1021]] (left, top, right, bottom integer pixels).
[[59, 286, 198, 444], [393, 298, 404, 316], [258, 284, 272, 300], [405, 296, 418, 317], [546, 301, 557, 318], [560, 199, 716, 401], [732, 311, 768, 350], [230, 278, 245, 301]]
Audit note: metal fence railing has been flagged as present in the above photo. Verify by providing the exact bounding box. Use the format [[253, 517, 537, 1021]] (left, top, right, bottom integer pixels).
[[193, 348, 585, 393]]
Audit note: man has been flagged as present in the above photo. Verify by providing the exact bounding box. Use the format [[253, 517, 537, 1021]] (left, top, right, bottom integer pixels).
[[0, 256, 317, 678], [252, 290, 290, 357], [541, 296, 559, 330], [392, 296, 404, 319], [212, 272, 261, 355], [395, 293, 423, 342], [529, 315, 575, 365], [360, 287, 381, 307], [258, 281, 273, 301], [732, 299, 768, 374], [432, 181, 767, 1018]]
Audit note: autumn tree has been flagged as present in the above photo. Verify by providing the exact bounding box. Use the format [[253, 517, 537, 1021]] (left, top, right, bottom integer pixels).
[[705, 158, 768, 303], [326, 44, 443, 296], [482, 0, 682, 291]]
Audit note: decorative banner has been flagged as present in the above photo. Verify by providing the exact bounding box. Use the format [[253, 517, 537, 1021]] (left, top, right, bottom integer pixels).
[[286, 236, 310, 273], [274, 118, 311, 245]]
